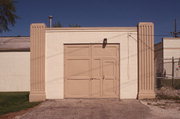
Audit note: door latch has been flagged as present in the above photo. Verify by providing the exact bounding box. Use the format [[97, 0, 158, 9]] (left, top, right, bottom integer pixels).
[[102, 75, 105, 80]]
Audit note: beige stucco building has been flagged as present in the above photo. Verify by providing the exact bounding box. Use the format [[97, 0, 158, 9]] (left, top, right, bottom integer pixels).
[[30, 22, 156, 102], [155, 37, 180, 79]]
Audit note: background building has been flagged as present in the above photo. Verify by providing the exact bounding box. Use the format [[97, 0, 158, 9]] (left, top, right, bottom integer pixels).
[[155, 37, 180, 79], [0, 37, 30, 92], [155, 37, 180, 88]]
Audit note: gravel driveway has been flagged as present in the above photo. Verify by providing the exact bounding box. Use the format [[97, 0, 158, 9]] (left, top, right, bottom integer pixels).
[[15, 99, 179, 119]]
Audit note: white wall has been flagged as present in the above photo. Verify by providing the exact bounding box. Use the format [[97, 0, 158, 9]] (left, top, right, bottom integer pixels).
[[163, 39, 180, 58], [0, 52, 30, 92], [45, 28, 138, 99]]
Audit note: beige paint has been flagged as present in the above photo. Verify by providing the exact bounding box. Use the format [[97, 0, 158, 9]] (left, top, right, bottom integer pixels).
[[64, 44, 119, 98], [30, 23, 156, 101], [138, 22, 155, 99], [0, 52, 30, 92], [29, 24, 46, 102], [45, 27, 138, 99], [163, 38, 180, 58]]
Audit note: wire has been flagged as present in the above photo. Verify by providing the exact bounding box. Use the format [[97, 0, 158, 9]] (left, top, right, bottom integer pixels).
[[130, 32, 172, 37]]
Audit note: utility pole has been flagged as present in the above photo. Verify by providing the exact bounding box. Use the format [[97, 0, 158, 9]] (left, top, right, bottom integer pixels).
[[174, 19, 177, 37], [171, 19, 180, 37], [172, 57, 174, 88]]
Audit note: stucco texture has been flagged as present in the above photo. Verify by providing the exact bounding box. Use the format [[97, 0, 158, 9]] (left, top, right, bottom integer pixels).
[[45, 28, 138, 99], [0, 52, 30, 91]]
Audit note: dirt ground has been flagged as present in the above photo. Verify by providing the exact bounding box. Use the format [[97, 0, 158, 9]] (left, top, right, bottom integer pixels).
[[0, 108, 33, 119], [8, 99, 179, 119], [141, 99, 180, 119]]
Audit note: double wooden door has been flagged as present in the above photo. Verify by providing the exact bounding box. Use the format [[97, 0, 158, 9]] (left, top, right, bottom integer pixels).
[[64, 44, 119, 98]]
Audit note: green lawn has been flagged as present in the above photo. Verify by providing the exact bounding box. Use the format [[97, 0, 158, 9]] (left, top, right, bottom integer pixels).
[[0, 92, 41, 115]]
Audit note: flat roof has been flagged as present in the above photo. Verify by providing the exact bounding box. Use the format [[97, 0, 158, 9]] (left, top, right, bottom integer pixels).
[[163, 37, 180, 40], [0, 37, 30, 52], [46, 27, 137, 32]]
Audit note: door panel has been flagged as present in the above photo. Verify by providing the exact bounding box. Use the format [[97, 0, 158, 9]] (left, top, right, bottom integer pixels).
[[91, 80, 101, 97], [66, 80, 90, 97], [65, 45, 90, 57], [91, 59, 102, 97], [92, 45, 118, 57], [67, 59, 90, 77], [65, 45, 91, 98], [102, 60, 117, 97]]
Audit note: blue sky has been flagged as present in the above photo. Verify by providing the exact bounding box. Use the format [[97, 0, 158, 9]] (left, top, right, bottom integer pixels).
[[1, 0, 180, 43]]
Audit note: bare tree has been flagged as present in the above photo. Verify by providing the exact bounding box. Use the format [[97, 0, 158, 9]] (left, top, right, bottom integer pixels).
[[53, 21, 62, 27], [69, 24, 81, 27]]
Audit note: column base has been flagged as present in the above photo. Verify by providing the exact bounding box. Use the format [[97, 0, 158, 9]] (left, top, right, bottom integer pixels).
[[138, 91, 156, 99], [29, 92, 46, 102]]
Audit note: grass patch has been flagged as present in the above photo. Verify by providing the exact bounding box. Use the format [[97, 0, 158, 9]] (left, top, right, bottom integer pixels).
[[0, 92, 41, 115]]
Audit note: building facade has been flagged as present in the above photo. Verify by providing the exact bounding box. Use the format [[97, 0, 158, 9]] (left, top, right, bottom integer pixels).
[[29, 22, 155, 102]]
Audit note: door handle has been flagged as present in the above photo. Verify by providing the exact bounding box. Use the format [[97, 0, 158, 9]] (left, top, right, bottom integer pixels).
[[91, 78, 96, 80], [102, 75, 105, 80]]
